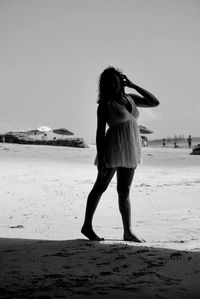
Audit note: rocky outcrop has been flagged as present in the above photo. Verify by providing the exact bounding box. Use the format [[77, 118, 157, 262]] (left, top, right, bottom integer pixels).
[[191, 144, 200, 155], [0, 134, 88, 148]]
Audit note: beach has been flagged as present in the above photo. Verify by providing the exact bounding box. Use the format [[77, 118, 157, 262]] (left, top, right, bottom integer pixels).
[[0, 143, 200, 298]]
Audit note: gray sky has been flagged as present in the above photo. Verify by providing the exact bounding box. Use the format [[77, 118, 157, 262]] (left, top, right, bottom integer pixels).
[[0, 0, 199, 142]]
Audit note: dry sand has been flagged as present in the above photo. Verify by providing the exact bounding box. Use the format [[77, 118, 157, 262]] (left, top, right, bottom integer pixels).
[[0, 143, 200, 298]]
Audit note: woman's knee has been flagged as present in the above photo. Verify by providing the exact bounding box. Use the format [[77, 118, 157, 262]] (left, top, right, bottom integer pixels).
[[116, 167, 134, 197], [93, 181, 109, 194], [117, 183, 131, 197], [93, 174, 113, 193], [93, 168, 116, 194]]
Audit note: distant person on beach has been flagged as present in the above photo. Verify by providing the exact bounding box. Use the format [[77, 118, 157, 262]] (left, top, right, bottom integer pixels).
[[81, 67, 159, 242], [143, 139, 147, 147], [141, 136, 148, 147], [162, 138, 166, 147], [187, 135, 192, 148], [174, 142, 179, 148]]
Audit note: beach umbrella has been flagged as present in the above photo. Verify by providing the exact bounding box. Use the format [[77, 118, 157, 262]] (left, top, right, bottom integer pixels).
[[37, 126, 53, 133], [53, 128, 74, 137], [139, 125, 153, 134]]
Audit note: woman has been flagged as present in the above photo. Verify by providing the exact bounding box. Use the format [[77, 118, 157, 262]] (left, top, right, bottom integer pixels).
[[81, 67, 159, 242]]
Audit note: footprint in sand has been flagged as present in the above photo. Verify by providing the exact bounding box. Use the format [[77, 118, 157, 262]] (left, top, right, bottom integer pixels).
[[170, 252, 182, 260], [43, 251, 70, 258], [132, 271, 147, 278], [136, 249, 149, 254], [35, 296, 51, 299], [100, 271, 113, 276], [145, 261, 164, 268], [96, 262, 110, 266], [115, 255, 126, 260], [9, 225, 24, 229], [44, 274, 65, 279]]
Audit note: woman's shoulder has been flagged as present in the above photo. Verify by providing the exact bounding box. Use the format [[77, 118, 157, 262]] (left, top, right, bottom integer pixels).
[[98, 101, 108, 109], [97, 102, 109, 117]]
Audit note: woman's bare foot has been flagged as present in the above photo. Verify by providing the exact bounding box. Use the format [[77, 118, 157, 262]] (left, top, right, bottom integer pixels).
[[81, 225, 104, 241], [123, 232, 144, 243]]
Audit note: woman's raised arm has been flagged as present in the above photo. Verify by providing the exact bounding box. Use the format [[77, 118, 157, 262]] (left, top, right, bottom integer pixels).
[[122, 75, 159, 108]]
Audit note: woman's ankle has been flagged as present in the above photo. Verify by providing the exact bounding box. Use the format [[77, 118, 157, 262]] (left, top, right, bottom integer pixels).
[[81, 225, 104, 241], [82, 222, 92, 230]]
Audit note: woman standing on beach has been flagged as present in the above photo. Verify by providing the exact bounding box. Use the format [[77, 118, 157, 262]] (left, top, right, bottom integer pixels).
[[81, 67, 159, 241]]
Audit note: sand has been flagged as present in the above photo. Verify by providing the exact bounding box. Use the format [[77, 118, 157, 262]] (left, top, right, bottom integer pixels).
[[0, 143, 200, 298]]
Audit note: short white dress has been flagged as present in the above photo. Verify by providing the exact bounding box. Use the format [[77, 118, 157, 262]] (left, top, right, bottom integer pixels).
[[95, 94, 142, 169]]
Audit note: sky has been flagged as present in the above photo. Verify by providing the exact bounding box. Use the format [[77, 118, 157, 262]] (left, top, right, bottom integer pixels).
[[0, 0, 200, 142]]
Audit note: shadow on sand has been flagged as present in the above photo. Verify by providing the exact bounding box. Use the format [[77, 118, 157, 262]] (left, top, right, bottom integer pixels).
[[0, 238, 200, 299]]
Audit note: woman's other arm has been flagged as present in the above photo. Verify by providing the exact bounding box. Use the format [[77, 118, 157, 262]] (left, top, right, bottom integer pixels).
[[122, 75, 159, 107], [96, 104, 107, 172]]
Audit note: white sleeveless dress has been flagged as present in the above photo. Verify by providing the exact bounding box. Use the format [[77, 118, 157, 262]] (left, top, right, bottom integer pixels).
[[95, 94, 142, 169]]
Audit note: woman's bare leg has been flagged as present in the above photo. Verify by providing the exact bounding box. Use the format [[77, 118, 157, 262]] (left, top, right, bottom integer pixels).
[[117, 167, 142, 242], [81, 168, 116, 241]]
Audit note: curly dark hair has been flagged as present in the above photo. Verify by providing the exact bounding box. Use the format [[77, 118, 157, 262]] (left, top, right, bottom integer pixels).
[[97, 67, 125, 104]]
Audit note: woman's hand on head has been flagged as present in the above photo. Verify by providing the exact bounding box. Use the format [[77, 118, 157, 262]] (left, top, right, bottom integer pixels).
[[119, 73, 133, 88]]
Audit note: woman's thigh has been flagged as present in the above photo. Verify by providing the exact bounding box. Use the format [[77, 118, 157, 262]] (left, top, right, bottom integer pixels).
[[116, 167, 135, 194], [93, 168, 116, 193]]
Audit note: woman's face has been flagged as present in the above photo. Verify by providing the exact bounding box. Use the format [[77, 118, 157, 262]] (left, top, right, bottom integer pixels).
[[111, 74, 121, 94]]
